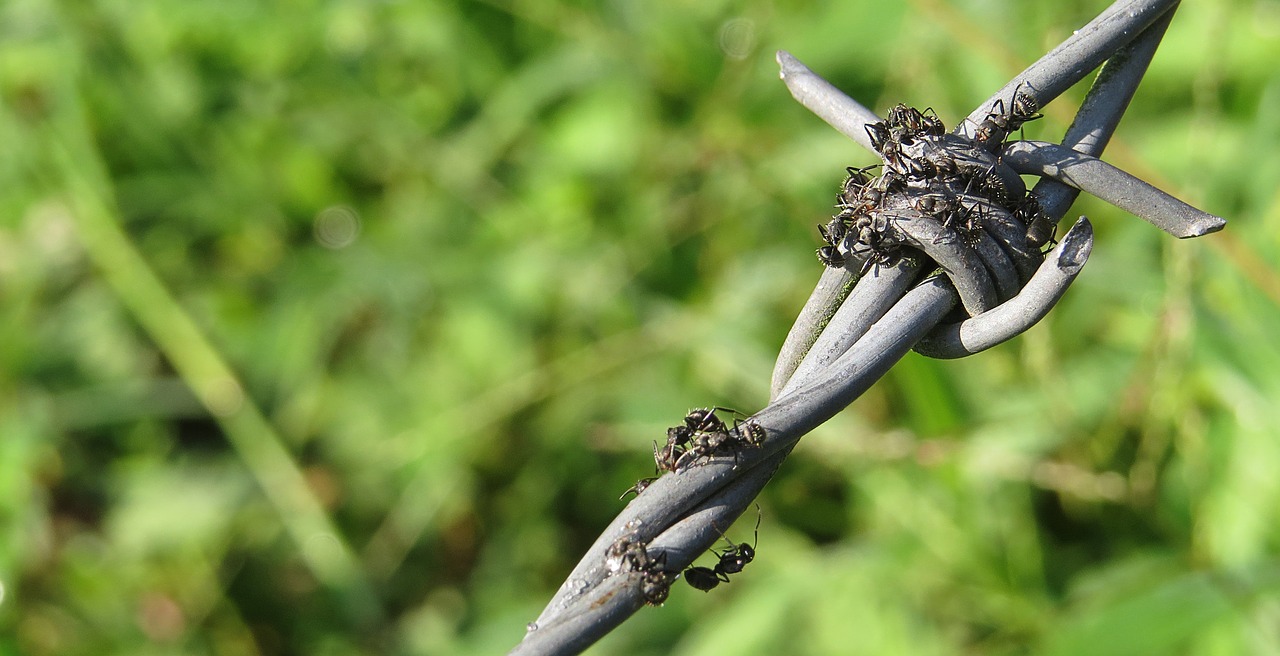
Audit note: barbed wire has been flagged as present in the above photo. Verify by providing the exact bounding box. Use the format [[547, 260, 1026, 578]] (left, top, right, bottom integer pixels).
[[510, 1, 1222, 654]]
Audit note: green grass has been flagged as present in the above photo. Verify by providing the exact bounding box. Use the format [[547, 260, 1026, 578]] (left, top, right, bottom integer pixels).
[[2, 0, 1278, 654]]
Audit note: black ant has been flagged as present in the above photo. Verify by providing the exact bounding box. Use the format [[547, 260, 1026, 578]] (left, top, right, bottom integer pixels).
[[838, 165, 880, 206], [606, 533, 650, 575], [666, 424, 694, 450], [656, 407, 730, 472], [1015, 194, 1058, 247], [869, 169, 907, 195], [855, 186, 884, 209], [942, 195, 985, 237], [652, 408, 730, 472], [864, 121, 892, 154], [863, 121, 926, 177], [949, 156, 1010, 209], [850, 245, 905, 279], [684, 506, 762, 592], [681, 562, 728, 591], [683, 407, 732, 435], [847, 211, 899, 259], [1010, 87, 1042, 131], [972, 84, 1042, 151], [912, 192, 955, 218], [818, 217, 847, 248]]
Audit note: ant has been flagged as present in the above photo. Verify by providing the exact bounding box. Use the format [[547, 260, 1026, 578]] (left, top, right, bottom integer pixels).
[[655, 407, 733, 471], [1015, 193, 1058, 248], [838, 165, 880, 206], [949, 156, 1010, 209], [684, 506, 762, 592], [818, 217, 848, 248], [606, 533, 650, 575], [847, 211, 897, 259], [673, 427, 735, 471], [864, 121, 892, 155], [848, 243, 905, 278], [683, 407, 733, 434], [656, 406, 729, 472], [972, 84, 1042, 151], [885, 103, 946, 140], [912, 191, 956, 219], [864, 120, 926, 177], [666, 424, 694, 451], [605, 532, 677, 605]]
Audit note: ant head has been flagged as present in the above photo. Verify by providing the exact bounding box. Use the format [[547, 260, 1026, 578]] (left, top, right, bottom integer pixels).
[[816, 245, 845, 268]]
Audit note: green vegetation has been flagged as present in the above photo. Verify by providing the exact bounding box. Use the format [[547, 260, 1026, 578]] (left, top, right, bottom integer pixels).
[[1, 0, 1277, 654]]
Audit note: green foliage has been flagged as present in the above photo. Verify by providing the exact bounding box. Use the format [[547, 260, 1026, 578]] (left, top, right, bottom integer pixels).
[[1, 0, 1277, 654]]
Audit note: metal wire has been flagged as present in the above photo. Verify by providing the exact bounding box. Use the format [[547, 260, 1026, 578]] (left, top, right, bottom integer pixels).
[[510, 1, 1222, 653]]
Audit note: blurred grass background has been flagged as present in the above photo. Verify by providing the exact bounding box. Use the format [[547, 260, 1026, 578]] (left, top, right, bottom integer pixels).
[[2, 0, 1279, 654]]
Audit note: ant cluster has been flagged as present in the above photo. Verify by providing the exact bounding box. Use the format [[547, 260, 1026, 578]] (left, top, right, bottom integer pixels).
[[622, 407, 753, 500], [613, 411, 769, 603], [622, 407, 762, 499], [619, 407, 765, 501], [605, 532, 677, 606], [651, 407, 765, 475], [683, 507, 760, 592], [604, 511, 765, 604], [816, 89, 1053, 272]]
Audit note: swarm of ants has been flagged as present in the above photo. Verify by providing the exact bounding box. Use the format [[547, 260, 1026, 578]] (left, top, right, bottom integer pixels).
[[608, 95, 1052, 604], [607, 90, 1092, 606], [816, 90, 1053, 284]]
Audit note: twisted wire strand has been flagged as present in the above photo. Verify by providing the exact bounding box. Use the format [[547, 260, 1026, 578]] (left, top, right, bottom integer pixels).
[[778, 260, 920, 400], [958, 0, 1182, 139], [770, 266, 854, 397], [511, 2, 1217, 653]]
